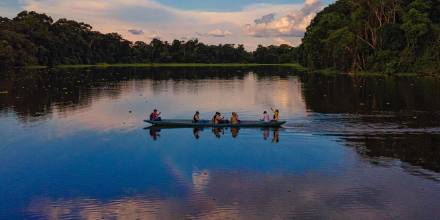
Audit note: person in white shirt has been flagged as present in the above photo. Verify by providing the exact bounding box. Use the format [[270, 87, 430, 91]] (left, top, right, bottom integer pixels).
[[262, 111, 270, 122]]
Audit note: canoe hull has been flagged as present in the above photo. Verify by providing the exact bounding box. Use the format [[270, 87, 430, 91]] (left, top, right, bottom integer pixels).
[[144, 119, 286, 128]]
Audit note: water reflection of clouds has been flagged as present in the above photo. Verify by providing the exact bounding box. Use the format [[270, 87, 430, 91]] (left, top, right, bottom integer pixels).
[[3, 123, 439, 219], [192, 170, 210, 192], [27, 196, 242, 220], [26, 167, 440, 219]]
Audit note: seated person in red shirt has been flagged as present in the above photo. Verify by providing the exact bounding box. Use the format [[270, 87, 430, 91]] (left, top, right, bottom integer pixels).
[[149, 109, 162, 121]]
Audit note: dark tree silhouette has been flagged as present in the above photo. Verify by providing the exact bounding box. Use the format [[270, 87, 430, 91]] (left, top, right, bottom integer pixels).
[[0, 11, 299, 69], [301, 0, 440, 73]]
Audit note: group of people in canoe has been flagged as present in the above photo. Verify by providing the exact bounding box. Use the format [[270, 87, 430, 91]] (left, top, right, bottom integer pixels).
[[150, 108, 280, 124]]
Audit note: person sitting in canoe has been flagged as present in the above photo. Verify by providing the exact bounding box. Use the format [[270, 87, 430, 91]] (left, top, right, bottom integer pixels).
[[271, 108, 279, 121], [212, 112, 219, 124], [149, 109, 162, 121], [212, 112, 225, 124], [193, 111, 200, 123], [230, 112, 240, 125], [261, 111, 270, 122]]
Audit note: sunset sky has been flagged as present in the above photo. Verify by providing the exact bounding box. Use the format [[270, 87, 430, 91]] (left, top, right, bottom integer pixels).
[[1, 0, 332, 50]]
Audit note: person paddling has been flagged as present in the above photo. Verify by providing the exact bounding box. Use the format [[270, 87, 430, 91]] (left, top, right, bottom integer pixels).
[[149, 109, 162, 121], [271, 108, 279, 121], [212, 112, 224, 124], [193, 111, 200, 123]]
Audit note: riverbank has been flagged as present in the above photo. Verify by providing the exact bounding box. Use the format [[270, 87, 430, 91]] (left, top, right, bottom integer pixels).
[[27, 63, 306, 70], [311, 68, 439, 77], [21, 63, 438, 77]]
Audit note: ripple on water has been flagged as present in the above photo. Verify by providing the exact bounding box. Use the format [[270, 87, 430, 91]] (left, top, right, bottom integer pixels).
[[2, 69, 440, 219]]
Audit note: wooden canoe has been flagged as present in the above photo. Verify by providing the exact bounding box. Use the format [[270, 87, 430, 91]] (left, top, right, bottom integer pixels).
[[144, 119, 286, 127]]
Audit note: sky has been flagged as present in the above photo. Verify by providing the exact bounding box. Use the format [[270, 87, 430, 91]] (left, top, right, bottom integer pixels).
[[0, 0, 333, 50]]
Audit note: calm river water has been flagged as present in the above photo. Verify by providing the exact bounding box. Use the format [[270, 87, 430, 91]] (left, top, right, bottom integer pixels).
[[1, 67, 440, 219]]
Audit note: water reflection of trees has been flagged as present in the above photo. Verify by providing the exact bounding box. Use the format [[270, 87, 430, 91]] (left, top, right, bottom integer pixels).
[[343, 134, 440, 173], [0, 67, 295, 122], [0, 68, 125, 122], [301, 73, 440, 113], [3, 68, 440, 174], [299, 74, 440, 174]]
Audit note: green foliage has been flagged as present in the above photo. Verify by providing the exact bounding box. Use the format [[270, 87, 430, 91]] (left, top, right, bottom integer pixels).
[[0, 11, 301, 69], [300, 0, 440, 74], [0, 24, 37, 68], [302, 0, 352, 70], [379, 24, 406, 51]]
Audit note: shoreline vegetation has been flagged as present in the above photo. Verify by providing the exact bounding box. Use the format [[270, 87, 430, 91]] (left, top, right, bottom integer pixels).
[[27, 63, 306, 69], [23, 63, 438, 77], [1, 0, 439, 75]]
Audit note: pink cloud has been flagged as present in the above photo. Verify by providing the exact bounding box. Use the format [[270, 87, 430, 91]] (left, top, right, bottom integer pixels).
[[245, 0, 323, 38]]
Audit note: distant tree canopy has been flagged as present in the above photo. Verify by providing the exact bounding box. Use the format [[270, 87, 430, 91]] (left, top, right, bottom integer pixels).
[[300, 0, 440, 73], [0, 11, 298, 69], [2, 1, 439, 74]]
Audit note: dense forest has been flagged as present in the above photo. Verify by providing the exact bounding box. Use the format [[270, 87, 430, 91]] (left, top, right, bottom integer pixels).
[[0, 11, 299, 69], [1, 0, 440, 74], [301, 0, 440, 73]]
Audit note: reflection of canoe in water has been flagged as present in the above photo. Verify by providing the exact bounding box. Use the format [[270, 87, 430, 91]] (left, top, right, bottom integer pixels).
[[144, 119, 286, 127]]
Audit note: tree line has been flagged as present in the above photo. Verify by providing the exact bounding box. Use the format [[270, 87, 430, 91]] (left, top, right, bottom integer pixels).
[[0, 11, 299, 69], [2, 0, 439, 74], [300, 0, 440, 73]]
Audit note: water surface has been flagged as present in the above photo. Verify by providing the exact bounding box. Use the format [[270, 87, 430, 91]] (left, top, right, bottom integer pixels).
[[1, 68, 440, 219]]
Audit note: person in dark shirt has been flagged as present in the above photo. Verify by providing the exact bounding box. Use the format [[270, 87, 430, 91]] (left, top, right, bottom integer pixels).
[[193, 111, 200, 123]]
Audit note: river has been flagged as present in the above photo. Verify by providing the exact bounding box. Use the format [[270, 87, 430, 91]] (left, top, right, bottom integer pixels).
[[1, 67, 439, 219]]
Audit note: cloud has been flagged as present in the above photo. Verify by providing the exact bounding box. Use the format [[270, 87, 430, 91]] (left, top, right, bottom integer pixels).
[[245, 0, 323, 38], [208, 29, 232, 37], [198, 29, 232, 37], [254, 13, 276, 25], [145, 31, 160, 39], [273, 37, 292, 46], [128, 29, 159, 40], [127, 29, 144, 35]]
